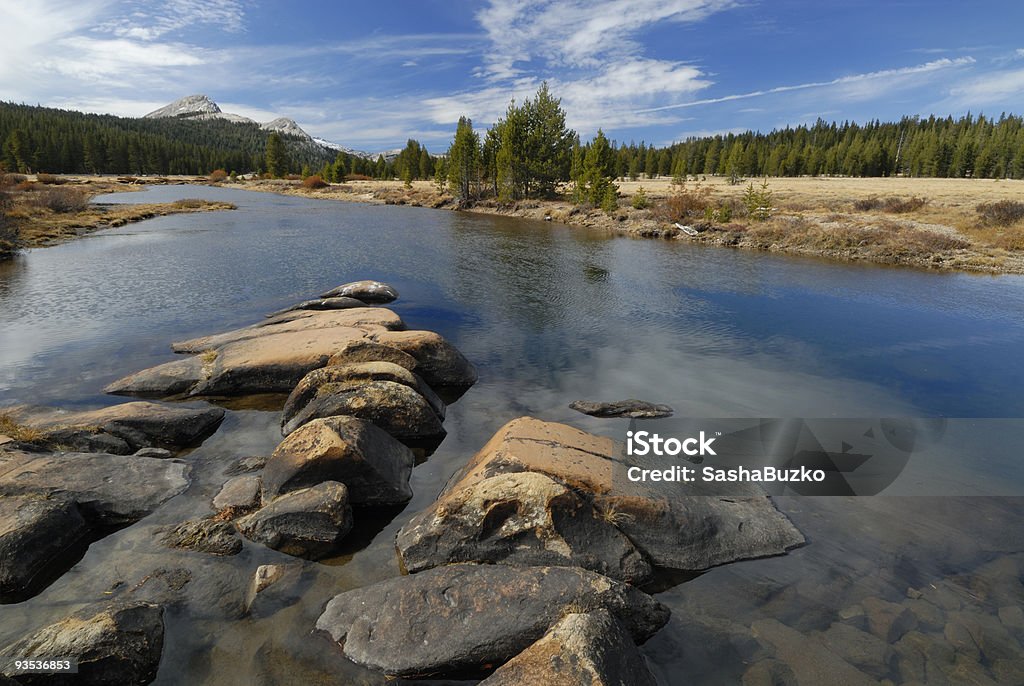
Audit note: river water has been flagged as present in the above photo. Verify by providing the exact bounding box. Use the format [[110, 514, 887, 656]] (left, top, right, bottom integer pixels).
[[1, 185, 1022, 684]]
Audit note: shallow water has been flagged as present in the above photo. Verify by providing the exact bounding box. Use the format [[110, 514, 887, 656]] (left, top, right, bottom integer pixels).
[[1, 186, 1022, 684]]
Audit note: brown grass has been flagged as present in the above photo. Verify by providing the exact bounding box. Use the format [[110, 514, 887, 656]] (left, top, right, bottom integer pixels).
[[0, 414, 45, 442], [302, 175, 328, 189]]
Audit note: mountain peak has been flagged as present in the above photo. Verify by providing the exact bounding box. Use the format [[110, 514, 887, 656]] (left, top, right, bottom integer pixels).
[[145, 94, 221, 119], [261, 117, 310, 140]]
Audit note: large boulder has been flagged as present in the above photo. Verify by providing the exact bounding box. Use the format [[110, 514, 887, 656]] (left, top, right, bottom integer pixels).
[[480, 609, 658, 686], [396, 471, 650, 583], [0, 601, 164, 685], [319, 280, 399, 303], [265, 296, 366, 318], [280, 380, 446, 443], [325, 339, 418, 371], [0, 496, 90, 603], [281, 361, 444, 428], [371, 330, 477, 388], [440, 417, 803, 573], [235, 481, 352, 560], [316, 564, 669, 677], [171, 308, 404, 353], [262, 416, 414, 506], [0, 402, 224, 454], [0, 450, 189, 526]]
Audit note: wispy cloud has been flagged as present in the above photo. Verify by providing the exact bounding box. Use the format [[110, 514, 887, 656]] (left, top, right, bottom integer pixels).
[[94, 0, 245, 40], [637, 57, 977, 113]]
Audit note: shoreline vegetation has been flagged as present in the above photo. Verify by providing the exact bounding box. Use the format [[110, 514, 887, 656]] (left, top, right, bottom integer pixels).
[[0, 174, 235, 254], [241, 174, 1024, 275], [2, 171, 1022, 275]]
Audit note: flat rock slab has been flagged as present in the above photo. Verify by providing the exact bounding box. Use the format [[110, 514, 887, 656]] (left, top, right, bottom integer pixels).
[[265, 296, 367, 318], [440, 417, 803, 573], [0, 450, 189, 526], [0, 496, 90, 603], [212, 474, 262, 512], [1, 601, 164, 685], [107, 327, 372, 398], [280, 379, 446, 443], [480, 609, 657, 686], [397, 471, 651, 583], [316, 563, 669, 677], [569, 399, 674, 419], [263, 416, 414, 506], [0, 402, 224, 454], [320, 280, 399, 303], [171, 308, 404, 353], [236, 481, 352, 560]]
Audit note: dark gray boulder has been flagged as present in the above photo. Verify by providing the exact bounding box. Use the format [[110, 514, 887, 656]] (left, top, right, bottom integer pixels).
[[262, 416, 414, 506], [0, 496, 90, 603], [1, 601, 164, 685], [265, 296, 367, 318], [480, 609, 658, 686], [280, 379, 446, 443], [0, 402, 224, 454], [235, 481, 352, 560], [281, 361, 444, 430], [315, 563, 670, 677], [319, 280, 398, 303], [396, 471, 650, 583], [569, 399, 673, 419]]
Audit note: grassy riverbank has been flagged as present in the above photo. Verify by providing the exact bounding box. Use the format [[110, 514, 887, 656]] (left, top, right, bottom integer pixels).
[[0, 175, 236, 252], [235, 175, 1024, 275]]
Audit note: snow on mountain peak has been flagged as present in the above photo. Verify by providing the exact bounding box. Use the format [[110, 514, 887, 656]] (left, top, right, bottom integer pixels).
[[145, 94, 222, 119]]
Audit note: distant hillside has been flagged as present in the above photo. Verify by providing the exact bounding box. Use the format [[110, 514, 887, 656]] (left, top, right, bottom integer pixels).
[[0, 101, 337, 175]]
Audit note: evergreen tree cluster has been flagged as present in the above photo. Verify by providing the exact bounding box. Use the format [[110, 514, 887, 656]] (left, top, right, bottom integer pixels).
[[611, 114, 1024, 180], [0, 101, 335, 175]]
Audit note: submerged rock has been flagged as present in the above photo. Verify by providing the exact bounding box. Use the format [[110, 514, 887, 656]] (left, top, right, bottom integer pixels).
[[161, 518, 242, 556], [263, 416, 414, 506], [265, 296, 366, 318], [315, 563, 669, 677], [1, 601, 164, 685], [212, 475, 262, 512], [751, 619, 877, 686], [396, 471, 650, 583], [480, 609, 657, 686], [0, 402, 224, 454], [319, 280, 399, 304], [371, 330, 477, 388], [439, 417, 803, 573], [569, 399, 674, 419], [0, 450, 189, 526], [0, 496, 90, 603], [280, 379, 446, 443], [235, 481, 352, 560]]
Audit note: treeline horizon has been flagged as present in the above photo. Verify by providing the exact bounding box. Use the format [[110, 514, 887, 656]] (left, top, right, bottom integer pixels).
[[4, 99, 1024, 183]]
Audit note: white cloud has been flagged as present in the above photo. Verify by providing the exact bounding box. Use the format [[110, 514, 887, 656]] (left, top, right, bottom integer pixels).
[[475, 0, 737, 79], [948, 68, 1024, 103], [637, 57, 977, 113], [95, 0, 245, 40]]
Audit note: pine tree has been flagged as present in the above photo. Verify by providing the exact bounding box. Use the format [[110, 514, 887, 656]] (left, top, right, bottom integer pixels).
[[447, 116, 479, 203], [265, 132, 287, 178]]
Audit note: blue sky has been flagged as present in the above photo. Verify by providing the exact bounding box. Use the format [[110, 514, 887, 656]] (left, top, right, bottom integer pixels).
[[2, 1, 1024, 152]]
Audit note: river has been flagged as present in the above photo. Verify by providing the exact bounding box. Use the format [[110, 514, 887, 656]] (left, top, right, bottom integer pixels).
[[1, 185, 1022, 684]]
